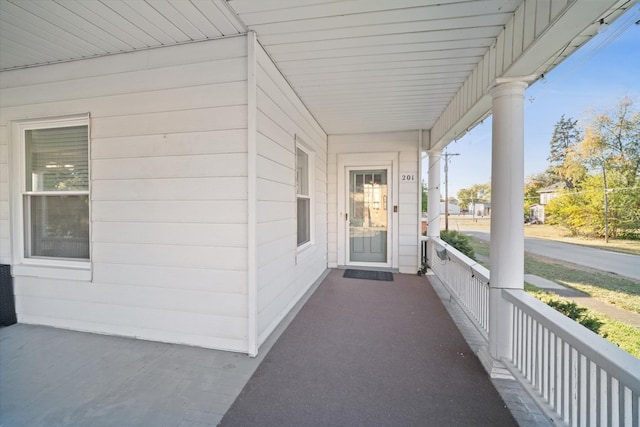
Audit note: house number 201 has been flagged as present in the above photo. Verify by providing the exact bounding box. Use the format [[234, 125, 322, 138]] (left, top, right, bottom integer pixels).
[[401, 174, 416, 182]]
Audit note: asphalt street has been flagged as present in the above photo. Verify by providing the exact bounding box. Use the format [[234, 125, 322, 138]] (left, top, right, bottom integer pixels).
[[464, 231, 640, 281]]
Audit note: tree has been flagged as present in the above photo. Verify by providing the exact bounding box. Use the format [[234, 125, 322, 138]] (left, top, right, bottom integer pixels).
[[546, 98, 640, 240], [421, 181, 428, 213], [457, 183, 490, 212], [548, 115, 581, 165], [547, 115, 584, 188], [589, 97, 640, 189], [582, 98, 640, 240]]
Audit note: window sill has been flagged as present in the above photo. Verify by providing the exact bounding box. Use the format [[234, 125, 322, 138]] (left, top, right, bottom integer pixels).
[[12, 260, 91, 282]]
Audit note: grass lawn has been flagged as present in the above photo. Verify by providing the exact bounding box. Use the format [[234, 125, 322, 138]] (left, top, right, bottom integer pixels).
[[599, 318, 640, 359], [525, 285, 640, 359], [524, 254, 640, 315], [467, 236, 490, 265], [466, 235, 640, 358]]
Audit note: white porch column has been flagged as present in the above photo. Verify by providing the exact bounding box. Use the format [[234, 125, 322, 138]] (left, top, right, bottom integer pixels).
[[426, 149, 442, 238], [488, 80, 528, 363]]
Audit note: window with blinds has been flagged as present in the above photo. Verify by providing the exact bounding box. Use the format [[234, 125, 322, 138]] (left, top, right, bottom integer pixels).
[[23, 124, 89, 259], [25, 126, 89, 192]]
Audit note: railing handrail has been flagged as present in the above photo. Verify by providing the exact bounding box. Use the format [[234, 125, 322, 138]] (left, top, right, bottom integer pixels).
[[428, 237, 490, 284], [427, 236, 491, 337], [503, 288, 640, 392]]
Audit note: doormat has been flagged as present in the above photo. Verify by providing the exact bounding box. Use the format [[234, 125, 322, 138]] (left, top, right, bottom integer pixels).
[[343, 269, 394, 281]]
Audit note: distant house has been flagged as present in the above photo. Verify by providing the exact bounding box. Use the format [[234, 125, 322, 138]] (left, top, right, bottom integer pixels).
[[529, 204, 545, 224], [440, 202, 461, 215], [538, 183, 565, 205], [530, 183, 565, 223], [467, 202, 490, 217]]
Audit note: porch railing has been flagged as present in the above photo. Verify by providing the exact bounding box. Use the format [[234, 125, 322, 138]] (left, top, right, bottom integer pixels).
[[505, 289, 640, 427], [421, 236, 640, 427], [423, 236, 489, 338]]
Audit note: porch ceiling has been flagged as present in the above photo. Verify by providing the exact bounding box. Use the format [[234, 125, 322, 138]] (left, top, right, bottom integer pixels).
[[229, 0, 519, 134], [0, 0, 632, 136]]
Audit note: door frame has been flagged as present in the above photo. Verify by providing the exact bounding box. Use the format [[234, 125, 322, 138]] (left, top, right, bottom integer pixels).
[[337, 153, 399, 269]]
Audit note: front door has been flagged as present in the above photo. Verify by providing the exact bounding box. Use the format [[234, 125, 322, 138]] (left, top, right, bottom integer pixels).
[[348, 169, 389, 263]]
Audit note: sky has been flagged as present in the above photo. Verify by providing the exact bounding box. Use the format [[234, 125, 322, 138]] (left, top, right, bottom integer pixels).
[[428, 4, 640, 198]]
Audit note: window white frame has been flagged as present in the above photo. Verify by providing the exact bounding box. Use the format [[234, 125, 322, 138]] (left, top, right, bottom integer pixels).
[[11, 114, 91, 280], [295, 137, 314, 251]]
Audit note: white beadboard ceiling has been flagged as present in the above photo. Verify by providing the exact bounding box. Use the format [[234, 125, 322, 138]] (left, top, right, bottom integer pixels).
[[0, 0, 629, 135], [0, 0, 246, 65]]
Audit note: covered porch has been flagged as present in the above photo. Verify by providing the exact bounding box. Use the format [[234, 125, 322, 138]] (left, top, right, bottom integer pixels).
[[1, 1, 639, 426], [1, 269, 544, 427]]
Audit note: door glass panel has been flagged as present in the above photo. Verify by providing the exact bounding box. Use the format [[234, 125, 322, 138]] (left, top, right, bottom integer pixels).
[[349, 169, 387, 263]]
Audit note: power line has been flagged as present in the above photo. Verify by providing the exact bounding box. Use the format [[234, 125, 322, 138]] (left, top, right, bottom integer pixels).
[[534, 4, 639, 101]]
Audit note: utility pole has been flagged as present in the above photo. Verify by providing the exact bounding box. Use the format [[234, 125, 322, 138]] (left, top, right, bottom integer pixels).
[[472, 195, 475, 223], [443, 151, 460, 231], [603, 164, 610, 243]]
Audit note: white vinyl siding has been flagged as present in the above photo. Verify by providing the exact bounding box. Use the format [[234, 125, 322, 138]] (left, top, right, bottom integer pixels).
[[0, 125, 10, 264], [254, 41, 328, 345], [0, 36, 250, 352], [328, 131, 420, 274]]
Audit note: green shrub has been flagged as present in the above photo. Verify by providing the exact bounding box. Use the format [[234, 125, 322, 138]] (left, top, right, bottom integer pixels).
[[440, 230, 476, 261], [532, 292, 603, 335]]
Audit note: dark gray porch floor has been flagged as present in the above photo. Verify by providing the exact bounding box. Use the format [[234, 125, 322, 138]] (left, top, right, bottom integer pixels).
[[220, 269, 516, 426], [0, 270, 547, 427]]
